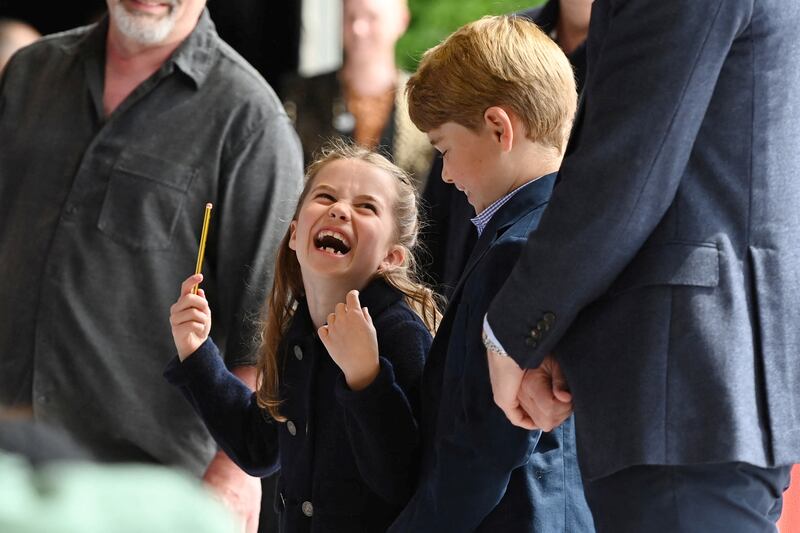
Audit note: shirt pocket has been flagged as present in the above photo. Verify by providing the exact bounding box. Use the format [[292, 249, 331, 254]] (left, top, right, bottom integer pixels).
[[97, 149, 196, 250]]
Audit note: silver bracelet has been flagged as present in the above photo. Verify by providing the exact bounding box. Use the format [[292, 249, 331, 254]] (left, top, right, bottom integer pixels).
[[482, 329, 510, 357]]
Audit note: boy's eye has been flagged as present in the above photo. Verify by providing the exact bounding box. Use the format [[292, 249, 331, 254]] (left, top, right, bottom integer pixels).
[[358, 203, 378, 213], [315, 193, 335, 202]]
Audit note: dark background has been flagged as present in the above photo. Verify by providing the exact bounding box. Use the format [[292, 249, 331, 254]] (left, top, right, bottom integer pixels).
[[0, 0, 301, 92]]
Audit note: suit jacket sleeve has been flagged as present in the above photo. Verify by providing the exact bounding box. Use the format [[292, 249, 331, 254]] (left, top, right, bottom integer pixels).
[[391, 241, 538, 532], [487, 0, 753, 367], [334, 317, 431, 506], [163, 338, 280, 477]]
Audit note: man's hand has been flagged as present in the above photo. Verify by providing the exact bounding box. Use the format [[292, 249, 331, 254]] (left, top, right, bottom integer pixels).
[[203, 451, 261, 533], [486, 348, 536, 430], [517, 354, 573, 431]]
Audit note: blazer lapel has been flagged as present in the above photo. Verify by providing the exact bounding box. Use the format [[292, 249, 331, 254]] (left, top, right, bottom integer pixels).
[[444, 173, 557, 310]]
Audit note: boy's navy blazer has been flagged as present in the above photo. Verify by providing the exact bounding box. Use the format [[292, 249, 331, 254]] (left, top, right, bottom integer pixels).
[[165, 278, 432, 533], [391, 173, 593, 532], [487, 0, 800, 481]]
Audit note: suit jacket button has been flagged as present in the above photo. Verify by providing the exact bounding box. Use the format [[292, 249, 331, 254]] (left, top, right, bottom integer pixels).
[[526, 337, 538, 348], [293, 345, 303, 361], [287, 420, 297, 436], [529, 329, 541, 340], [302, 501, 314, 517], [543, 312, 556, 324]]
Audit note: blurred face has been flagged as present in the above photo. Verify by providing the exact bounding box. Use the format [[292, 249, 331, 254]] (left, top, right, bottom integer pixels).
[[428, 121, 507, 214], [107, 0, 205, 46], [289, 159, 404, 288], [343, 0, 408, 59]]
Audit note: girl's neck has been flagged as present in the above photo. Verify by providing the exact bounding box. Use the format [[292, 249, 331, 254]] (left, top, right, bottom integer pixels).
[[303, 274, 369, 329]]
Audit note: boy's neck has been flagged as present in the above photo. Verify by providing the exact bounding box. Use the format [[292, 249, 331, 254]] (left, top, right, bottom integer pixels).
[[501, 141, 562, 198]]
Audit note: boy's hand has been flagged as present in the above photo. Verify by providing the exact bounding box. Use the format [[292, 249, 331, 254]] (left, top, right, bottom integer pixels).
[[318, 290, 380, 391], [170, 273, 212, 361]]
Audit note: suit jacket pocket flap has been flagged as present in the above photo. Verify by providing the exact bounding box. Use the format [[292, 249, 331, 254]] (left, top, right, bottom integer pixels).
[[607, 241, 719, 297]]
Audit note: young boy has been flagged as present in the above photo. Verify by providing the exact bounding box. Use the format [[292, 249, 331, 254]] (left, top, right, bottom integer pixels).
[[390, 16, 594, 531]]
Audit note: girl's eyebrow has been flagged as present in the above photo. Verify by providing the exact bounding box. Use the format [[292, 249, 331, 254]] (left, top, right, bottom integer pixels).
[[311, 183, 337, 193]]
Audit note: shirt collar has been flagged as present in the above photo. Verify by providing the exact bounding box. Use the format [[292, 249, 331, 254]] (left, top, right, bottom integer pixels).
[[78, 8, 218, 89], [170, 8, 217, 88], [470, 177, 540, 236]]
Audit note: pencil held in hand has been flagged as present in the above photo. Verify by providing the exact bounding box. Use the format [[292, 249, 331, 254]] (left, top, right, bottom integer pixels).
[[192, 203, 213, 295]]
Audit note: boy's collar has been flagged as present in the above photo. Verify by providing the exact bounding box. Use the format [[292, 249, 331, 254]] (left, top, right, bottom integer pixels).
[[470, 172, 557, 236]]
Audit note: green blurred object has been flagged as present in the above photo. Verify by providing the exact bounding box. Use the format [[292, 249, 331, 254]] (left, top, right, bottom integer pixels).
[[397, 0, 547, 71], [0, 452, 238, 533]]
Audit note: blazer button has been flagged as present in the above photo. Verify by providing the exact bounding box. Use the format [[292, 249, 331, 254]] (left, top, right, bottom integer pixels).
[[301, 501, 313, 517], [293, 345, 303, 361], [525, 337, 538, 348], [529, 329, 541, 340], [543, 312, 556, 324], [287, 420, 297, 436]]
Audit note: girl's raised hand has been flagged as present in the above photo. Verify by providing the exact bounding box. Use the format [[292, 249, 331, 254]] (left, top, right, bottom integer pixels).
[[318, 290, 380, 391], [170, 274, 212, 361]]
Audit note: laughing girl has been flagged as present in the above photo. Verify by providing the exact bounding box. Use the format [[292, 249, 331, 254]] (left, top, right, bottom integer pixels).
[[165, 141, 440, 532]]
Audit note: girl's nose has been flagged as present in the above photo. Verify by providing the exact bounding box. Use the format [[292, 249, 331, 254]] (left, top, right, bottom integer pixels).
[[328, 203, 350, 221]]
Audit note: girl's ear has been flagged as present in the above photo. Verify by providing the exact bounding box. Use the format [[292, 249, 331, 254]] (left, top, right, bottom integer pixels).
[[287, 221, 298, 251], [483, 106, 514, 153], [379, 244, 406, 272]]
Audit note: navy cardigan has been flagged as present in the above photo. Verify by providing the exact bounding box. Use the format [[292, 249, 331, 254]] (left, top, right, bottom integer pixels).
[[164, 278, 431, 532]]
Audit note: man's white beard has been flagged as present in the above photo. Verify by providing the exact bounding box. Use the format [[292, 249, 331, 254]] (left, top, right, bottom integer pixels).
[[110, 1, 179, 45]]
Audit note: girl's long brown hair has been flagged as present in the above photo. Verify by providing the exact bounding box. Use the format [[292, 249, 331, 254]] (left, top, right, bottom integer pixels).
[[255, 140, 442, 421]]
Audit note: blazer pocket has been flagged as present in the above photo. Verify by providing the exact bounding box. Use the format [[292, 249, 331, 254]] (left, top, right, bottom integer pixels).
[[607, 241, 719, 297], [97, 149, 196, 250]]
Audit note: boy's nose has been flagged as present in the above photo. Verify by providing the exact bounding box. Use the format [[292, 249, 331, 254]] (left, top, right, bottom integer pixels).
[[441, 166, 454, 184]]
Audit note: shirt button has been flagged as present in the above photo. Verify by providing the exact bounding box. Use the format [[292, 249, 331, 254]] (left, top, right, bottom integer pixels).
[[301, 501, 313, 517], [293, 345, 303, 361], [286, 420, 297, 436]]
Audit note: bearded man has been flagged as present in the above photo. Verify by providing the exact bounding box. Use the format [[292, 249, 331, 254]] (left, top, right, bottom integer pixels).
[[0, 2, 303, 531]]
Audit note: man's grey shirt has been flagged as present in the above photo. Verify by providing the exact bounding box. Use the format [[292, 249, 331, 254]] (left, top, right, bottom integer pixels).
[[0, 11, 303, 474]]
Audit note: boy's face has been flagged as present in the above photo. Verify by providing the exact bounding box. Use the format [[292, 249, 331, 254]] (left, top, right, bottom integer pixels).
[[427, 121, 509, 214]]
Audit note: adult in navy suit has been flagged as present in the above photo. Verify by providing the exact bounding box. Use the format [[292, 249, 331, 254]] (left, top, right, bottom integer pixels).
[[485, 0, 800, 531]]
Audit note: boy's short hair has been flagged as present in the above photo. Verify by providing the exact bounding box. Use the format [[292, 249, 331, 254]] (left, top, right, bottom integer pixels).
[[406, 15, 577, 153]]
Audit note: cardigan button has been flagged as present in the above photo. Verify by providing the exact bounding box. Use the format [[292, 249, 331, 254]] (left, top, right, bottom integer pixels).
[[287, 420, 297, 436], [293, 345, 303, 361], [301, 500, 314, 517]]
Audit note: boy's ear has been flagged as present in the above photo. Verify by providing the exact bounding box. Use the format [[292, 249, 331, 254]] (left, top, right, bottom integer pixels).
[[379, 244, 406, 272], [288, 221, 298, 251], [483, 106, 514, 153]]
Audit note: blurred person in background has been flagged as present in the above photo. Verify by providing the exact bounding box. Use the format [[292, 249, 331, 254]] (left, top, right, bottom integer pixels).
[[282, 0, 434, 191]]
